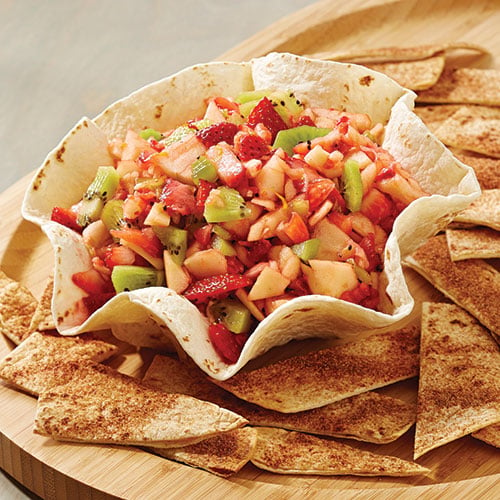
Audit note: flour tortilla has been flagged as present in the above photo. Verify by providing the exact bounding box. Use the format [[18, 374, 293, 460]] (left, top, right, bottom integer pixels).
[[144, 355, 415, 444], [34, 360, 247, 447], [21, 52, 480, 380], [414, 302, 500, 459], [251, 427, 429, 477]]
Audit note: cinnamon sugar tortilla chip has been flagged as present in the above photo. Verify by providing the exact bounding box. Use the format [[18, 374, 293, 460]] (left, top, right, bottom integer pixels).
[[414, 302, 500, 459], [472, 423, 500, 448], [29, 275, 55, 332], [21, 52, 480, 381], [144, 355, 415, 444], [251, 427, 429, 477], [0, 270, 38, 345], [34, 361, 247, 447], [366, 55, 445, 91], [417, 68, 500, 106], [151, 427, 257, 478], [433, 106, 500, 158], [452, 189, 500, 230], [405, 234, 500, 335], [414, 104, 463, 133], [453, 151, 500, 190], [446, 227, 500, 261], [212, 327, 420, 413], [0, 330, 118, 395]]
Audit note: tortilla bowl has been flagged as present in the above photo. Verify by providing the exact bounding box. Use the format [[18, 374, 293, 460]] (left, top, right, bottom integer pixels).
[[21, 53, 480, 380]]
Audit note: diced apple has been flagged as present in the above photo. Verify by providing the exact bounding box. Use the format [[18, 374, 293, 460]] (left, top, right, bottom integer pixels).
[[247, 208, 289, 241], [302, 260, 358, 298], [278, 246, 301, 281], [248, 266, 290, 301], [163, 251, 190, 294], [183, 248, 228, 279], [144, 202, 171, 227], [255, 153, 286, 200]]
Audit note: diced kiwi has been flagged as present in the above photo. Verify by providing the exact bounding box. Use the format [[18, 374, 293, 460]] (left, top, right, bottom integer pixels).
[[85, 166, 120, 203], [77, 197, 104, 227], [134, 177, 165, 194], [203, 187, 251, 223], [111, 265, 164, 293], [212, 224, 232, 240], [272, 125, 331, 155], [342, 159, 363, 212], [139, 128, 163, 141], [268, 90, 304, 125], [289, 198, 310, 217], [191, 156, 218, 184], [292, 238, 320, 262], [152, 226, 188, 265], [235, 89, 271, 104], [191, 119, 212, 130], [212, 235, 236, 256], [161, 125, 194, 146], [209, 299, 252, 334], [101, 199, 125, 231]]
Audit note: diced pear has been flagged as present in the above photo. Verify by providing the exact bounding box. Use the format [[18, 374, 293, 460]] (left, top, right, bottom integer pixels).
[[302, 260, 358, 298], [278, 246, 301, 281], [248, 266, 290, 301], [163, 251, 190, 294], [247, 208, 289, 241], [183, 248, 228, 279]]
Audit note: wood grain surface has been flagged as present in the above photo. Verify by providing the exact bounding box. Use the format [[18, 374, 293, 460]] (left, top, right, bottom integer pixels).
[[1, 0, 499, 498]]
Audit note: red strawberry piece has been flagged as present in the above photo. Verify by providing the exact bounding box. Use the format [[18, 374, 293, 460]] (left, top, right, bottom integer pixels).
[[306, 178, 336, 211], [226, 255, 245, 275], [110, 227, 163, 258], [195, 179, 216, 215], [103, 245, 136, 269], [247, 97, 287, 140], [358, 233, 382, 272], [208, 323, 247, 364], [159, 178, 196, 216], [282, 212, 309, 244], [72, 269, 113, 295], [51, 206, 82, 233], [240, 239, 272, 264], [234, 133, 270, 161], [340, 282, 379, 310], [82, 292, 115, 315], [183, 273, 253, 303], [196, 122, 239, 147]]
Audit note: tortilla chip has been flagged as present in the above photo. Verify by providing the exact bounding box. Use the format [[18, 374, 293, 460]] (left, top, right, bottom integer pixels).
[[22, 52, 480, 381], [414, 104, 464, 134], [29, 275, 55, 332], [212, 327, 419, 413], [309, 42, 488, 64], [472, 423, 500, 448], [453, 151, 500, 190], [0, 330, 118, 396], [433, 106, 500, 158], [144, 355, 416, 444], [151, 427, 257, 478], [414, 302, 500, 459], [34, 360, 247, 447], [452, 189, 500, 230], [251, 427, 429, 477], [417, 68, 500, 106], [0, 270, 38, 345], [446, 227, 500, 261], [366, 55, 445, 91], [405, 234, 500, 335]]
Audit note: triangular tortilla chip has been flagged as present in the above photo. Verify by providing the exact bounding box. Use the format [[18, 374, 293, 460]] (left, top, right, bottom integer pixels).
[[34, 361, 247, 447], [405, 234, 500, 335], [150, 427, 257, 478], [29, 275, 55, 332], [251, 427, 429, 477], [472, 423, 500, 448], [446, 227, 500, 261], [212, 327, 420, 413], [366, 55, 445, 91], [414, 104, 463, 134], [414, 302, 500, 459], [453, 150, 500, 190], [0, 330, 118, 396], [433, 106, 500, 158], [417, 68, 500, 106], [452, 189, 500, 230], [144, 355, 416, 444], [0, 270, 38, 345]]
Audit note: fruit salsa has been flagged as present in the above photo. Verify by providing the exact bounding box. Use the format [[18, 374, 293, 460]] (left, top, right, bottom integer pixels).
[[50, 90, 428, 363]]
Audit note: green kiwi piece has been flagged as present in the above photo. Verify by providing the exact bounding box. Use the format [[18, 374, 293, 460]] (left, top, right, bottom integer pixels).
[[342, 159, 363, 212], [209, 299, 252, 334], [272, 125, 331, 155], [77, 197, 104, 228], [111, 265, 164, 293], [85, 166, 120, 203], [203, 187, 251, 223], [161, 125, 194, 146], [101, 199, 125, 231], [212, 235, 236, 257], [192, 156, 218, 184], [152, 226, 188, 265], [268, 90, 304, 124], [292, 238, 320, 262]]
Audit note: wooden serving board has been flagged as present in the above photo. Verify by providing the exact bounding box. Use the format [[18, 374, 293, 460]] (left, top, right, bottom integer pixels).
[[1, 0, 499, 498]]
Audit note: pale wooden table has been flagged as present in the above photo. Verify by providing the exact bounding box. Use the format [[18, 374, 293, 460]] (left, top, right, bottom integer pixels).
[[0, 1, 317, 498]]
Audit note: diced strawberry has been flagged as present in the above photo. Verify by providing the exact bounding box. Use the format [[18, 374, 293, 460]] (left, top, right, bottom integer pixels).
[[328, 211, 353, 236], [208, 322, 246, 364], [193, 224, 213, 248], [183, 273, 253, 303], [234, 133, 270, 161], [283, 212, 309, 244], [213, 96, 240, 113], [103, 245, 137, 269], [110, 227, 163, 258], [195, 179, 216, 214], [247, 97, 287, 140], [72, 269, 113, 295], [294, 115, 316, 127], [340, 282, 379, 310], [226, 255, 245, 274], [241, 239, 272, 264], [51, 206, 82, 233], [288, 275, 311, 296], [306, 178, 336, 211], [82, 292, 115, 315], [360, 188, 396, 230], [159, 178, 196, 216], [196, 122, 239, 147], [358, 233, 382, 272], [206, 144, 246, 188]]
